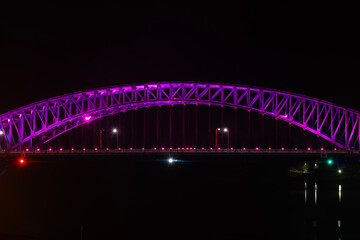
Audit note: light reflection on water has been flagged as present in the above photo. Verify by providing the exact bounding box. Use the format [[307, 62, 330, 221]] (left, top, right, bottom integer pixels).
[[2, 155, 360, 239], [339, 184, 342, 202], [314, 182, 318, 205], [303, 181, 345, 239]]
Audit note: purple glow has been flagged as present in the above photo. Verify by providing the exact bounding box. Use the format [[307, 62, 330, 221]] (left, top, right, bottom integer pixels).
[[59, 148, 63, 151], [160, 84, 170, 88], [161, 147, 165, 150], [230, 147, 233, 150], [25, 148, 29, 152], [2, 81, 358, 151], [255, 147, 259, 150], [37, 148, 40, 152], [320, 147, 324, 151], [122, 86, 132, 92], [294, 147, 297, 150], [210, 147, 213, 150], [83, 148, 86, 151], [49, 148, 52, 151], [307, 147, 311, 151], [117, 148, 121, 150], [281, 147, 285, 151], [142, 147, 145, 150], [71, 148, 74, 151], [154, 147, 157, 150], [130, 148, 133, 150], [94, 148, 98, 151], [268, 147, 272, 150], [178, 147, 180, 150]]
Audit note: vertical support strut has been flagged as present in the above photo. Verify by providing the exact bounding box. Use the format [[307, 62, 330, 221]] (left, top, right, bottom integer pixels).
[[8, 116, 12, 150], [182, 105, 185, 148], [344, 111, 348, 149], [215, 128, 218, 150], [235, 108, 238, 149], [156, 107, 159, 148], [208, 105, 211, 148], [169, 106, 172, 148], [131, 111, 134, 148], [358, 115, 360, 150], [143, 108, 146, 149], [195, 104, 198, 148], [248, 111, 251, 148], [261, 114, 264, 148]]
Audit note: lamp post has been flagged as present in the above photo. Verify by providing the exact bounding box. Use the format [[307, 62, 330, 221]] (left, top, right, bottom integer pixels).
[[223, 128, 229, 150], [113, 128, 119, 149], [215, 128, 229, 150], [99, 129, 105, 149], [215, 128, 220, 149]]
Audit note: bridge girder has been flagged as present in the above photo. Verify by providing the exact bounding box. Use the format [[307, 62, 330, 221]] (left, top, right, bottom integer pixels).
[[0, 82, 359, 150]]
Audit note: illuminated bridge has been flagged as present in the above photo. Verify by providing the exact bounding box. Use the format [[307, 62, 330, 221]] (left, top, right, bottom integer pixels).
[[0, 82, 359, 151]]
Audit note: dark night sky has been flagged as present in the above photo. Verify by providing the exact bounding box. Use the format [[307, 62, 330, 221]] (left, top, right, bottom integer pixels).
[[1, 5, 359, 113]]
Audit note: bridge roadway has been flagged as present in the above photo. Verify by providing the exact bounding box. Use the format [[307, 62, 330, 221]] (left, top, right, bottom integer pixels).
[[0, 148, 358, 157]]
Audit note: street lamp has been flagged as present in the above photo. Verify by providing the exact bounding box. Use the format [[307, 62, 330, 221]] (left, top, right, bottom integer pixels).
[[215, 128, 221, 149], [223, 128, 229, 150], [215, 128, 230, 150], [113, 128, 119, 149]]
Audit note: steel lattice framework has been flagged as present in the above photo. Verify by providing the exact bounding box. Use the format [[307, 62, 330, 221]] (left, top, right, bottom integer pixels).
[[0, 82, 359, 150]]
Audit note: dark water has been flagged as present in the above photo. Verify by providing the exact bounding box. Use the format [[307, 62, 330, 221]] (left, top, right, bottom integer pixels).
[[0, 154, 360, 240]]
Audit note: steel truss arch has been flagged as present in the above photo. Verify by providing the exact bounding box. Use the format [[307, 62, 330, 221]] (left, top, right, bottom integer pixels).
[[1, 82, 359, 150]]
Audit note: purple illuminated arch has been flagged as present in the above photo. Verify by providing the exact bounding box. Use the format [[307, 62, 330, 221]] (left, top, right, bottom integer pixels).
[[0, 82, 359, 150]]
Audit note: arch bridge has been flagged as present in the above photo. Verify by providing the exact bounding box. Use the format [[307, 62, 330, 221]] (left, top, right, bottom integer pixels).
[[0, 82, 359, 150]]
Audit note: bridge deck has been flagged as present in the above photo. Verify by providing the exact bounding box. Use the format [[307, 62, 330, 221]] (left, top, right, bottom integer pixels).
[[1, 149, 358, 157]]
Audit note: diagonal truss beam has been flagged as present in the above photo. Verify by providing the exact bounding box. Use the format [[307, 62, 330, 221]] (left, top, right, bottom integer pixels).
[[0, 82, 359, 150]]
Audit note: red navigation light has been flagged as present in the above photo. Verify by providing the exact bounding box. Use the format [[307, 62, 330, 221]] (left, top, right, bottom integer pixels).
[[19, 158, 25, 165]]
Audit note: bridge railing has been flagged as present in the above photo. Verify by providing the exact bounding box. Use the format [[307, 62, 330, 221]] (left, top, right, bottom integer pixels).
[[1, 148, 355, 156]]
